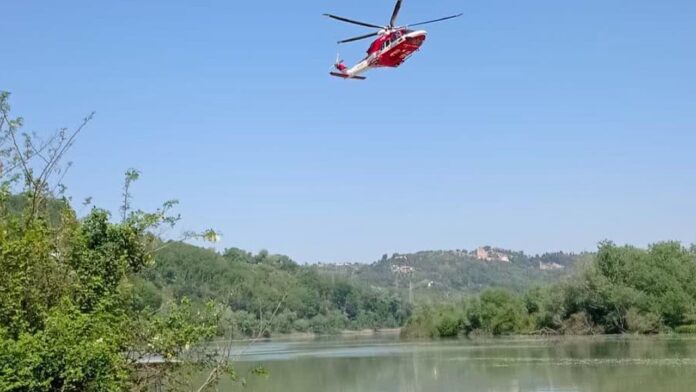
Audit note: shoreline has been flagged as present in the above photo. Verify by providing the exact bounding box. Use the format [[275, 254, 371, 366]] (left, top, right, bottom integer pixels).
[[215, 328, 403, 344], [214, 329, 696, 346], [268, 328, 402, 341]]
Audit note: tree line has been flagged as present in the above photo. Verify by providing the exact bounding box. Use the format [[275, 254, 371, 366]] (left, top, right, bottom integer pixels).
[[141, 242, 411, 337], [402, 241, 696, 338]]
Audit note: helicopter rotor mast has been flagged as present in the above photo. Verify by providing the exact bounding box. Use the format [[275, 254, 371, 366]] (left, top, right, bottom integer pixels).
[[324, 0, 461, 45]]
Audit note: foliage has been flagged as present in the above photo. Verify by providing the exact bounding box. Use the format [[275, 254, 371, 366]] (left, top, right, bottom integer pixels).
[[565, 241, 696, 333], [402, 241, 696, 338], [400, 305, 463, 339], [675, 325, 696, 334], [476, 289, 529, 335], [0, 92, 227, 391], [143, 242, 411, 336], [317, 249, 584, 304]]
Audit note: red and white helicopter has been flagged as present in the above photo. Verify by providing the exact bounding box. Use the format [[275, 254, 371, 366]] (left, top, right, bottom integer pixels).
[[325, 0, 461, 80]]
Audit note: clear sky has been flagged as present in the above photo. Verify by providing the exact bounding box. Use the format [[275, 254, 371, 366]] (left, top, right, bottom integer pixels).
[[2, 0, 695, 263]]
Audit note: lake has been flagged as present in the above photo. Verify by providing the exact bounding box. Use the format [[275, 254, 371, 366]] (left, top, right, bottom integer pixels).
[[210, 334, 696, 391]]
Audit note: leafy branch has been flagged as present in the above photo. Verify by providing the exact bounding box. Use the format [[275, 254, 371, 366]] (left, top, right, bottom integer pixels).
[[0, 91, 94, 223]]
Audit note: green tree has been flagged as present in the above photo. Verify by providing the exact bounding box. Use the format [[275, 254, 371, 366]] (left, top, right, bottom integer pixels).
[[0, 92, 227, 391], [476, 289, 528, 335]]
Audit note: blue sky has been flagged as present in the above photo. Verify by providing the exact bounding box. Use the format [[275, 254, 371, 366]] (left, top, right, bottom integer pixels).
[[2, 0, 695, 263]]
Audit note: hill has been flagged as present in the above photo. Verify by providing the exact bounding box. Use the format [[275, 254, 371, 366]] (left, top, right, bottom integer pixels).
[[139, 242, 411, 336], [1, 193, 68, 225], [313, 247, 588, 301], [134, 242, 590, 337]]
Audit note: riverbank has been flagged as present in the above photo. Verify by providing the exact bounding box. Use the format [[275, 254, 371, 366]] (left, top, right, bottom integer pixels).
[[238, 328, 403, 342], [227, 327, 696, 346]]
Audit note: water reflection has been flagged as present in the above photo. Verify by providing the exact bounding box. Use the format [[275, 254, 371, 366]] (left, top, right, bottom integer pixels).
[[206, 336, 696, 392]]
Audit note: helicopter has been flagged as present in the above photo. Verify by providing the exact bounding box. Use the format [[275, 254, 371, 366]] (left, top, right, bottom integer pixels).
[[325, 0, 462, 80]]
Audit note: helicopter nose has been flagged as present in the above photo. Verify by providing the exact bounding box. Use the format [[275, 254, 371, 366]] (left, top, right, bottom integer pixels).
[[404, 30, 427, 46]]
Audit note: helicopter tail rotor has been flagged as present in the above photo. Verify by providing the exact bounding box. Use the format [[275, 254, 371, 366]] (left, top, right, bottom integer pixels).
[[331, 53, 347, 73], [329, 53, 366, 80], [335, 61, 347, 72]]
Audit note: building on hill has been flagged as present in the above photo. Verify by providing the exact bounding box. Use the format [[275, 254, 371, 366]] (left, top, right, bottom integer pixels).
[[391, 265, 415, 275], [475, 246, 511, 263], [539, 261, 565, 270]]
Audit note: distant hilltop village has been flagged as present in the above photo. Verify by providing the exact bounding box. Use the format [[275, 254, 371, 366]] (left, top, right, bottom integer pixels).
[[474, 246, 510, 263], [316, 246, 570, 271], [312, 246, 579, 295], [474, 246, 565, 270]]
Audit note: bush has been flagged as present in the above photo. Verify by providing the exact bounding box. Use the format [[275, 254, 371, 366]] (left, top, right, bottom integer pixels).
[[435, 313, 461, 337], [626, 308, 662, 334], [292, 319, 310, 333], [478, 289, 529, 335], [400, 307, 438, 339], [675, 325, 696, 334], [272, 310, 297, 334], [0, 309, 128, 392]]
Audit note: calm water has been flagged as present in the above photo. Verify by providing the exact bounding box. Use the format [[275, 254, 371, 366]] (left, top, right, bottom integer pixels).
[[210, 335, 696, 391]]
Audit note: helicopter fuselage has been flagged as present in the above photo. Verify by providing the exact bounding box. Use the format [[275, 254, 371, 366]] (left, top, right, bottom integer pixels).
[[332, 29, 426, 79], [325, 0, 461, 80]]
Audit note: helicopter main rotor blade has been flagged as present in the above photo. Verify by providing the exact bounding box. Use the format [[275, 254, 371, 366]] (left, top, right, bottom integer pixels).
[[337, 32, 380, 44], [406, 13, 463, 28], [389, 0, 403, 27], [323, 14, 384, 29]]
